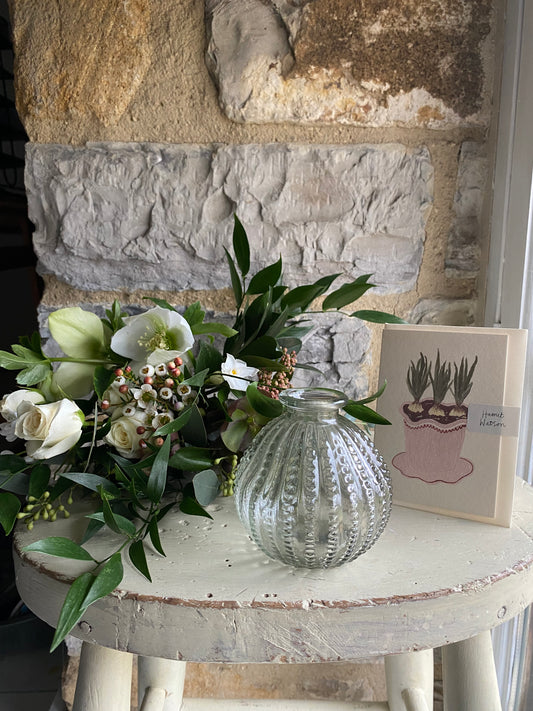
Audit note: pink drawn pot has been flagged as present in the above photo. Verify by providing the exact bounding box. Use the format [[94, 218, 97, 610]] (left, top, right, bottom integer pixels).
[[392, 402, 473, 484]]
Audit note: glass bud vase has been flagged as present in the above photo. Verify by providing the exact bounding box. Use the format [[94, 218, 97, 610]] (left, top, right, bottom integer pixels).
[[234, 387, 392, 569]]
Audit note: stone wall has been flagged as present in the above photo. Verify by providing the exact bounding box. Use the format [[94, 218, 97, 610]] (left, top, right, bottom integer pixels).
[[8, 0, 501, 704]]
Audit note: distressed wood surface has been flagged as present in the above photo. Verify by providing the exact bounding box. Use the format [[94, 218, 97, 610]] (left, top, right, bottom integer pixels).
[[13, 478, 533, 663]]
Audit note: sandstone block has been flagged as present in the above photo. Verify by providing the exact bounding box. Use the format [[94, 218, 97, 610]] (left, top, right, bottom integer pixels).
[[206, 0, 494, 127]]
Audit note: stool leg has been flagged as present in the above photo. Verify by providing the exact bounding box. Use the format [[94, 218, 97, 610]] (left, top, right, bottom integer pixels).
[[441, 631, 502, 711], [385, 649, 434, 711], [138, 656, 187, 711], [72, 641, 133, 711]]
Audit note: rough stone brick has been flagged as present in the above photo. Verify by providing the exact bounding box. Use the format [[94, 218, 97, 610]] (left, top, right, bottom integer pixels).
[[27, 141, 433, 295]]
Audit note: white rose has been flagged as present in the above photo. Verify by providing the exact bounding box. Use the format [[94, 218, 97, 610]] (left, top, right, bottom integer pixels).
[[0, 390, 45, 422], [104, 414, 146, 459], [14, 399, 84, 460]]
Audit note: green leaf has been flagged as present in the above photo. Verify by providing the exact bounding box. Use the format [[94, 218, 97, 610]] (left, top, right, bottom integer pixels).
[[128, 540, 152, 581], [193, 469, 220, 506], [243, 291, 272, 340], [350, 309, 407, 324], [183, 301, 205, 327], [240, 335, 280, 359], [82, 552, 124, 608], [0, 492, 21, 535], [247, 257, 283, 295], [342, 401, 391, 425], [51, 572, 94, 651], [81, 517, 105, 544], [0, 454, 29, 475], [179, 495, 213, 520], [146, 436, 170, 504], [153, 406, 192, 436], [104, 300, 126, 332], [94, 366, 117, 400], [220, 420, 248, 453], [354, 380, 387, 405], [195, 341, 223, 374], [233, 215, 250, 276], [11, 344, 45, 362], [23, 537, 95, 561], [148, 517, 166, 557], [192, 322, 238, 338], [0, 350, 33, 370], [48, 307, 107, 359], [29, 463, 51, 499], [0, 472, 30, 495], [246, 382, 284, 418], [144, 297, 176, 312], [16, 362, 52, 386], [102, 496, 123, 534], [322, 278, 375, 311], [59, 471, 120, 495], [180, 405, 208, 447], [181, 367, 210, 387], [239, 355, 286, 371], [224, 247, 243, 307], [169, 446, 214, 472], [86, 512, 137, 538]]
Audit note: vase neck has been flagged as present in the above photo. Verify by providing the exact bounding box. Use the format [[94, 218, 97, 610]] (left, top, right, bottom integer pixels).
[[279, 388, 347, 422]]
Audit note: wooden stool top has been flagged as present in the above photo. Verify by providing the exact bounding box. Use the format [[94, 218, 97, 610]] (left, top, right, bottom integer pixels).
[[13, 478, 533, 663]]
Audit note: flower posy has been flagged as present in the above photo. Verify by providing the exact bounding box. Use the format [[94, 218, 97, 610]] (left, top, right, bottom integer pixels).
[[0, 214, 397, 652]]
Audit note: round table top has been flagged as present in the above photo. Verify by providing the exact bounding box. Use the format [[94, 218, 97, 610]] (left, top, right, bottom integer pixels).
[[13, 478, 533, 663]]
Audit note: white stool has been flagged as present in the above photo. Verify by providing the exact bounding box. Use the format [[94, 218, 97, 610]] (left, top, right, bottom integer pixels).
[[14, 478, 533, 711]]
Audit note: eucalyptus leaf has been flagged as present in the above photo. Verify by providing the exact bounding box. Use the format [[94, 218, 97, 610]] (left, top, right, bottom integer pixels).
[[86, 511, 137, 538], [0, 492, 21, 535], [192, 469, 220, 506], [23, 536, 95, 561]]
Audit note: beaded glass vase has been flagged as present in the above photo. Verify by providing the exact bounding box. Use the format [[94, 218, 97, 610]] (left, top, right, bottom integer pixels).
[[234, 387, 392, 569]]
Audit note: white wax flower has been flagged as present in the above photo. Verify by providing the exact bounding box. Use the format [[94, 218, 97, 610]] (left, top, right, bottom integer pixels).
[[111, 307, 194, 369], [14, 399, 83, 460], [221, 354, 258, 391]]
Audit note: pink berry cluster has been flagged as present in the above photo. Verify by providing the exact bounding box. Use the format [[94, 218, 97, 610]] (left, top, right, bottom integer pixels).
[[257, 348, 297, 400]]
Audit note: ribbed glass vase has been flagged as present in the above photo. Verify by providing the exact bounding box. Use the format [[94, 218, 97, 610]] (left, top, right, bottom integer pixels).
[[234, 387, 392, 568]]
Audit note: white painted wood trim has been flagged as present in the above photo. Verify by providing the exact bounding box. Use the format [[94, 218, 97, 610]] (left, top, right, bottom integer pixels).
[[384, 651, 433, 711], [138, 657, 187, 711], [441, 631, 502, 711], [72, 642, 133, 711]]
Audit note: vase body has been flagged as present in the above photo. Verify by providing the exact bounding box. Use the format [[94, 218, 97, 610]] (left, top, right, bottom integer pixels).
[[234, 388, 392, 568]]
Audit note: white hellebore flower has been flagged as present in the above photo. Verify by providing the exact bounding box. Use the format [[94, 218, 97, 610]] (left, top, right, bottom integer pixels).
[[104, 411, 147, 459], [111, 307, 194, 369], [221, 354, 258, 391], [14, 399, 84, 460], [0, 390, 46, 442]]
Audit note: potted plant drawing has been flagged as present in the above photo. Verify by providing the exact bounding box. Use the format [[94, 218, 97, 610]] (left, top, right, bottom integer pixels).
[[392, 351, 478, 483]]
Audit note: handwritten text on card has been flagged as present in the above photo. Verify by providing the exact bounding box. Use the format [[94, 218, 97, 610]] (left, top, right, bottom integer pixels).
[[467, 404, 521, 436]]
